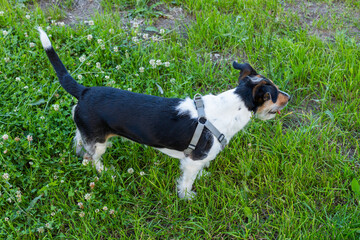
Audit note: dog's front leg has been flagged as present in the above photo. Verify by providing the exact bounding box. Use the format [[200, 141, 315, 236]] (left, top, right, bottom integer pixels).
[[177, 158, 208, 199]]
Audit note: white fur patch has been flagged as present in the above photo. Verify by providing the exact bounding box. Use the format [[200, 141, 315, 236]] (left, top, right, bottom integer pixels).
[[38, 27, 52, 50]]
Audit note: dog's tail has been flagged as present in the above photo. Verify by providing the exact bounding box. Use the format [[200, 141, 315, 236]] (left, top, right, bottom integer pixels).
[[38, 27, 85, 99]]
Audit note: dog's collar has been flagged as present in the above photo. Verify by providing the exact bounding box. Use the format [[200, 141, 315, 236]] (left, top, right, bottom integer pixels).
[[184, 94, 227, 157]]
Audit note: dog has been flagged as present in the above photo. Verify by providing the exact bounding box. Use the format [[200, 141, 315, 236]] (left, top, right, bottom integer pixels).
[[38, 28, 290, 199]]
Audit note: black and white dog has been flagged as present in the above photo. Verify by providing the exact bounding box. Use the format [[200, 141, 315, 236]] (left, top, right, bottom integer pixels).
[[38, 28, 290, 199]]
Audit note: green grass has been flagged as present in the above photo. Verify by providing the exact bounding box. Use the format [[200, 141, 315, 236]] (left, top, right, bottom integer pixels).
[[1, 0, 359, 238]]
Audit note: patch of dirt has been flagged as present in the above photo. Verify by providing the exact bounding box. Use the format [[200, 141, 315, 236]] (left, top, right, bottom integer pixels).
[[281, 0, 360, 41]]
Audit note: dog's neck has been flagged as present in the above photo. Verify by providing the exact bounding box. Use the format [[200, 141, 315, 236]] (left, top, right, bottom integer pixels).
[[178, 89, 253, 141]]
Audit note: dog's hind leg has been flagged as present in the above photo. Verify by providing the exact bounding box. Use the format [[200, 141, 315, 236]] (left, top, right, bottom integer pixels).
[[177, 158, 209, 199], [91, 142, 107, 172]]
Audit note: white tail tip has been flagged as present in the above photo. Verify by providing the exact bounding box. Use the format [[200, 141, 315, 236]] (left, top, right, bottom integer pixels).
[[37, 27, 52, 50]]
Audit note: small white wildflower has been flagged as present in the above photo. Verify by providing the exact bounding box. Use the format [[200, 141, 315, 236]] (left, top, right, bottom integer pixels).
[[2, 134, 8, 140], [127, 88, 132, 91], [2, 173, 9, 180], [149, 59, 155, 65], [160, 29, 165, 34], [105, 75, 110, 80], [29, 161, 33, 166], [95, 209, 99, 213], [95, 177, 99, 182], [96, 62, 101, 69], [53, 104, 59, 111], [51, 212, 55, 216], [79, 211, 85, 217], [88, 20, 94, 26], [156, 60, 162, 66], [142, 33, 149, 40], [0, 11, 4, 16], [84, 193, 91, 201], [60, 180, 64, 183], [111, 175, 116, 180], [82, 159, 89, 166], [77, 75, 83, 80], [116, 65, 121, 70], [40, 116, 45, 120], [89, 182, 95, 189], [5, 217, 9, 221], [3, 30, 8, 36], [46, 26, 51, 31], [78, 202, 84, 209], [151, 35, 158, 41], [97, 39, 103, 44], [127, 168, 134, 174], [109, 28, 114, 34], [37, 227, 44, 233], [27, 135, 33, 142], [113, 46, 118, 52], [24, 86, 29, 89], [4, 57, 10, 62], [109, 209, 115, 215], [7, 198, 12, 203], [170, 78, 176, 84], [103, 206, 108, 211], [58, 22, 65, 27], [135, 73, 139, 77], [24, 32, 28, 37], [3, 149, 8, 154], [15, 77, 20, 82], [164, 62, 170, 67], [132, 37, 139, 43], [132, 22, 139, 28], [45, 223, 52, 229], [54, 175, 58, 179], [87, 34, 93, 41], [100, 44, 105, 50], [139, 67, 144, 73], [79, 55, 86, 63], [140, 171, 145, 176], [25, 14, 30, 19]]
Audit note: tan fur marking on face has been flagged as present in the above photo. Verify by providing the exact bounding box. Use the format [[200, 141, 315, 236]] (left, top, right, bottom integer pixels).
[[276, 92, 289, 106], [256, 98, 275, 113]]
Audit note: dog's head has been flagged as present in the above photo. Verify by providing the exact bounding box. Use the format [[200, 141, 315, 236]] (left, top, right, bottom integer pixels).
[[233, 62, 290, 120]]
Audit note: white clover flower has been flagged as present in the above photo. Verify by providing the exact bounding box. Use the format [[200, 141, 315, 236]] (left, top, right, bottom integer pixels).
[[105, 75, 110, 80], [109, 28, 114, 34], [4, 57, 10, 62], [151, 35, 158, 41], [127, 168, 134, 174], [132, 37, 139, 43], [77, 75, 83, 80], [2, 173, 9, 180], [87, 34, 93, 41], [51, 212, 55, 216], [24, 32, 28, 37], [127, 88, 132, 91], [132, 22, 139, 28], [149, 59, 155, 65], [3, 149, 8, 154], [37, 227, 44, 233], [111, 175, 116, 180], [53, 104, 59, 111], [82, 159, 89, 166], [27, 135, 33, 142], [156, 60, 162, 66], [109, 209, 115, 215], [0, 11, 4, 16], [96, 62, 101, 69], [45, 223, 52, 229], [24, 86, 28, 89], [100, 44, 105, 50], [103, 206, 108, 211], [29, 161, 33, 166], [164, 62, 170, 67], [3, 30, 8, 36], [88, 20, 94, 26], [7, 198, 12, 203], [78, 202, 84, 209], [142, 33, 149, 40], [60, 180, 64, 183], [15, 77, 20, 82], [95, 209, 99, 213], [140, 171, 145, 176], [25, 14, 30, 19], [79, 55, 86, 63], [79, 211, 85, 217], [89, 182, 95, 189], [40, 116, 45, 120], [135, 73, 139, 77], [46, 26, 51, 31], [139, 67, 144, 73], [116, 65, 121, 70], [5, 217, 9, 221], [160, 29, 165, 34], [54, 175, 58, 179], [113, 46, 118, 52], [2, 134, 8, 140], [97, 39, 103, 44], [58, 22, 65, 27], [84, 193, 91, 201]]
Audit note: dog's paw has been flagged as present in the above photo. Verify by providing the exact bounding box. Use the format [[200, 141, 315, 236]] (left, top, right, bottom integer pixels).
[[178, 190, 197, 200]]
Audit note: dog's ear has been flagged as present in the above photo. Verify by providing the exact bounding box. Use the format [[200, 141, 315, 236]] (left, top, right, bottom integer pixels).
[[233, 62, 258, 81]]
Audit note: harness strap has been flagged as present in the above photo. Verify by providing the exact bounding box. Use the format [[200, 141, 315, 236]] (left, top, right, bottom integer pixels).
[[184, 94, 227, 157]]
